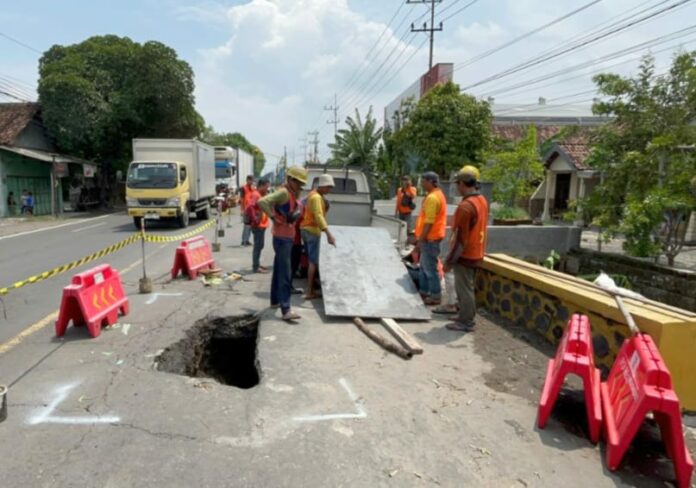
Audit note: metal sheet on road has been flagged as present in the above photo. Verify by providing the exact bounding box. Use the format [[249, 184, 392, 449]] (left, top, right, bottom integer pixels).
[[320, 226, 430, 321]]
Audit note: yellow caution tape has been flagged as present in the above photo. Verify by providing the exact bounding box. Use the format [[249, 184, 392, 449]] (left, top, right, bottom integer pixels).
[[0, 219, 215, 296]]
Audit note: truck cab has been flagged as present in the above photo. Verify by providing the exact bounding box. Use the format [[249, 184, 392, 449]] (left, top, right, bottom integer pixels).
[[126, 161, 191, 228]]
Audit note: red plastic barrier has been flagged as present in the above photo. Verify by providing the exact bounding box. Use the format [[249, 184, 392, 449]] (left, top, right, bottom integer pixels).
[[55, 264, 129, 338], [601, 334, 693, 488], [171, 236, 215, 280], [538, 314, 602, 443]]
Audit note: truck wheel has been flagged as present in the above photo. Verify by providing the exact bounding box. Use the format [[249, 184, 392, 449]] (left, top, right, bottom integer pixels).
[[178, 209, 190, 228], [196, 202, 210, 220], [133, 217, 143, 230]]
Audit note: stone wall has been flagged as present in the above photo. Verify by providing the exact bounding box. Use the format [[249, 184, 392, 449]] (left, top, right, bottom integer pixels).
[[567, 249, 696, 312]]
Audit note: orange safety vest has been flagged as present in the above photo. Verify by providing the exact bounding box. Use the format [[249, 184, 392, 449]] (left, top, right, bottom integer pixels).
[[300, 190, 326, 231], [241, 183, 255, 209], [460, 194, 489, 260], [271, 185, 299, 240], [248, 190, 269, 229], [396, 186, 417, 214], [415, 187, 447, 241]]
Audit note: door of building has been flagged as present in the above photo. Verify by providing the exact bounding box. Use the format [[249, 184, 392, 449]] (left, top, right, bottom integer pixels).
[[554, 173, 571, 211]]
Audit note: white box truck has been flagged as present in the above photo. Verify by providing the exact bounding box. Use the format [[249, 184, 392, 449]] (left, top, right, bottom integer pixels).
[[236, 148, 255, 190], [126, 139, 216, 229]]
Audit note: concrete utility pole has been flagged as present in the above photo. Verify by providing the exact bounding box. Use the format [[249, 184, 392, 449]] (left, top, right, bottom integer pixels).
[[408, 0, 443, 70], [299, 136, 308, 164], [325, 94, 339, 137], [308, 131, 320, 164]]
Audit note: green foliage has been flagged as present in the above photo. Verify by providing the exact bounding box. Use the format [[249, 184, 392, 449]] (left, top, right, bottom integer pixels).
[[482, 125, 543, 206], [200, 127, 266, 176], [399, 81, 492, 177], [329, 107, 383, 170], [586, 51, 696, 263], [542, 250, 561, 270], [491, 205, 529, 220], [38, 36, 204, 170]]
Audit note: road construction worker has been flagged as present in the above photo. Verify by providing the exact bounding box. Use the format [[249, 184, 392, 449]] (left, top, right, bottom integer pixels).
[[240, 175, 255, 246], [301, 174, 337, 300], [258, 166, 308, 321], [443, 165, 489, 332], [414, 171, 447, 305], [395, 175, 417, 233], [245, 178, 271, 273]]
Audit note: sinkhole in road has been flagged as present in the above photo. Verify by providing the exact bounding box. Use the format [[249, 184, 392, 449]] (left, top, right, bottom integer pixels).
[[157, 314, 261, 389]]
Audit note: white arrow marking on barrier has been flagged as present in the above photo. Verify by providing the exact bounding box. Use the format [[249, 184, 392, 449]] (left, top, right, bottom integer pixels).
[[27, 382, 120, 425], [293, 378, 367, 422], [145, 292, 183, 305]]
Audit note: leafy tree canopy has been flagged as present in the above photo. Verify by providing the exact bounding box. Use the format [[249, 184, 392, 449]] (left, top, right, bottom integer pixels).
[[38, 35, 204, 170], [586, 52, 696, 263], [400, 81, 492, 177], [329, 107, 383, 170]]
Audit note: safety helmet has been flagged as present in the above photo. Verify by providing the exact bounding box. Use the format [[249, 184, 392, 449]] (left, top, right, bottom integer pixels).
[[456, 165, 480, 183], [286, 166, 308, 185]]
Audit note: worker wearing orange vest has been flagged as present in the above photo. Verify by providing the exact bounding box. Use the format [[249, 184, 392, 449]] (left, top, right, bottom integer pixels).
[[395, 175, 417, 233], [240, 175, 256, 246], [245, 178, 271, 274], [414, 172, 448, 305], [258, 167, 308, 321], [443, 165, 489, 332]]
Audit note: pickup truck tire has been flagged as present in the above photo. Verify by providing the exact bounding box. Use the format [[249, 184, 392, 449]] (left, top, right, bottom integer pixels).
[[133, 217, 143, 230], [178, 210, 190, 228], [196, 202, 210, 220]]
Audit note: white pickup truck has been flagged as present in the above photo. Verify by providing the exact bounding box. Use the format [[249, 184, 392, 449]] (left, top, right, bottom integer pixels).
[[304, 165, 407, 249]]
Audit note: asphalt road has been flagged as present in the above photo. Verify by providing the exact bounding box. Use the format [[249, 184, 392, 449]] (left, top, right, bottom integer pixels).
[[0, 212, 217, 345]]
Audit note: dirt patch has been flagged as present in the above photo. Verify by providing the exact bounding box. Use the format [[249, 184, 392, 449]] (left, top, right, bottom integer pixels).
[[157, 314, 261, 389]]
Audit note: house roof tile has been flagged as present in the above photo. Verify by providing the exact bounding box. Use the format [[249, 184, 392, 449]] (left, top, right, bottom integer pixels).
[[0, 102, 40, 145]]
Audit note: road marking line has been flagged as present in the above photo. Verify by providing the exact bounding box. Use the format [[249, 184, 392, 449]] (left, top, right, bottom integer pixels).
[[145, 292, 183, 305], [0, 312, 59, 355], [0, 244, 172, 356], [0, 214, 114, 241], [70, 222, 106, 233], [293, 378, 367, 422], [27, 381, 120, 425]]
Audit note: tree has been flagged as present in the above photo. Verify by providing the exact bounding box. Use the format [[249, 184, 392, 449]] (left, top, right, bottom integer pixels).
[[400, 81, 492, 177], [329, 107, 383, 170], [200, 127, 266, 176], [482, 125, 543, 207], [38, 36, 204, 171], [585, 52, 696, 265]]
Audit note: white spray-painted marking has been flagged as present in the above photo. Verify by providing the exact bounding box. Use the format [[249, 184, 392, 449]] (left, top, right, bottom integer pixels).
[[145, 292, 183, 305], [27, 382, 120, 426], [293, 378, 367, 422]]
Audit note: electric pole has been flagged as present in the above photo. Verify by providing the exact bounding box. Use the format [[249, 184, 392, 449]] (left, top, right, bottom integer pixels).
[[308, 131, 319, 164], [324, 93, 339, 137], [299, 136, 308, 165], [408, 0, 443, 70]]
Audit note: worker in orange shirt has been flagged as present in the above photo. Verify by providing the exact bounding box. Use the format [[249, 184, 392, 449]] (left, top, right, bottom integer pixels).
[[240, 175, 255, 246], [414, 171, 447, 305], [395, 175, 417, 233], [443, 165, 489, 332], [245, 178, 271, 273]]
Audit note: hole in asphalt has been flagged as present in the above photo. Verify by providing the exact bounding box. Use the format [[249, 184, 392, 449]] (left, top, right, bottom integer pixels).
[[157, 314, 261, 389]]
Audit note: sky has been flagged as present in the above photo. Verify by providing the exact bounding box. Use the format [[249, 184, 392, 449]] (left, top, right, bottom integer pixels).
[[1, 0, 695, 172]]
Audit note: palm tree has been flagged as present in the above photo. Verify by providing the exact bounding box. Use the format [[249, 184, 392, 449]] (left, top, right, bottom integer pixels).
[[329, 107, 383, 170]]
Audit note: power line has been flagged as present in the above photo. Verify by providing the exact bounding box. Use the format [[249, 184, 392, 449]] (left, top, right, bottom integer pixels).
[[482, 26, 696, 100], [460, 0, 694, 92], [0, 31, 42, 54], [325, 93, 339, 137], [453, 0, 603, 73], [439, 0, 481, 24]]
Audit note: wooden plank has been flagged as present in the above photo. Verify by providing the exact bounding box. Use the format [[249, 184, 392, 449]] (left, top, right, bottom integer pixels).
[[353, 318, 412, 360], [380, 318, 423, 355]]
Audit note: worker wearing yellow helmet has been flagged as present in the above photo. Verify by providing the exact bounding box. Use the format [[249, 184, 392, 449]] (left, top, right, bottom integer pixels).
[[442, 164, 489, 332], [258, 166, 308, 321]]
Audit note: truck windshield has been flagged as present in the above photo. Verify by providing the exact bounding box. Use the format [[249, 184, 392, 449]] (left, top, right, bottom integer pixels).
[[127, 163, 178, 189], [215, 163, 232, 179]]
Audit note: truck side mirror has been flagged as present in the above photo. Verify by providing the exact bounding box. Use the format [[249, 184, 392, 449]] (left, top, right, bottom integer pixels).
[[180, 167, 187, 183]]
